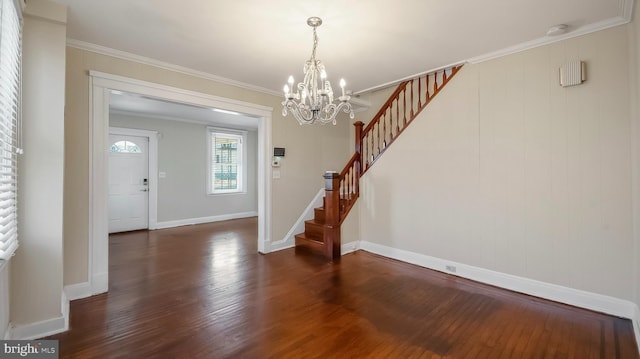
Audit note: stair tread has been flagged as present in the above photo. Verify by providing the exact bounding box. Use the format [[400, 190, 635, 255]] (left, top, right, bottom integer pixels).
[[305, 219, 325, 226], [295, 232, 323, 243]]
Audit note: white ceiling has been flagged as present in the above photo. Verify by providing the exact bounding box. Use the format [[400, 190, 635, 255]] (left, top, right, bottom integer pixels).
[[109, 91, 260, 129], [55, 0, 634, 96]]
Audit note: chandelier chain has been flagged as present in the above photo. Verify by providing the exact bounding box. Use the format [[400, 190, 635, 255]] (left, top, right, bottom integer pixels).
[[311, 26, 318, 63]]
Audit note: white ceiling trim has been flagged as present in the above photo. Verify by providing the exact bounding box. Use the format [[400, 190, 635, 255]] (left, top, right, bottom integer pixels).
[[67, 39, 283, 97], [68, 0, 634, 97], [89, 70, 273, 116], [619, 0, 635, 20], [68, 39, 374, 111], [468, 0, 633, 64], [109, 108, 259, 131], [354, 60, 467, 95]]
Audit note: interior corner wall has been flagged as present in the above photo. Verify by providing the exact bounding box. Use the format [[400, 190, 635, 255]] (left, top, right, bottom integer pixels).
[[109, 113, 258, 222], [13, 5, 66, 326], [629, 4, 640, 313], [359, 24, 635, 302], [64, 47, 352, 286]]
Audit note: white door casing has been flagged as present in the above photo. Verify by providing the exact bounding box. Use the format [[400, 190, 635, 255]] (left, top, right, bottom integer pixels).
[[108, 134, 149, 233], [89, 71, 273, 295]]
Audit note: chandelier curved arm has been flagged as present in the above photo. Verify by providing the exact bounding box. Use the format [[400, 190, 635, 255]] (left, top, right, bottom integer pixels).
[[283, 98, 354, 125]]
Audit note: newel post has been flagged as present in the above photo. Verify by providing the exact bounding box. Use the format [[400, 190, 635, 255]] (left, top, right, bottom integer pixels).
[[323, 171, 341, 260]]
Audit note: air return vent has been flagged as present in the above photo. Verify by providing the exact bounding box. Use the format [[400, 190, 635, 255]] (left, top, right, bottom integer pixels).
[[559, 61, 586, 87]]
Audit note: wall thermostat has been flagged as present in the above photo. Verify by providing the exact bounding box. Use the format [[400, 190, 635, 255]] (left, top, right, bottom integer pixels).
[[272, 147, 285, 167], [274, 147, 285, 157]]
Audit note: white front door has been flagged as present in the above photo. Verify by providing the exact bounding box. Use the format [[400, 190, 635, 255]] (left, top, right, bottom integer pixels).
[[108, 134, 149, 233]]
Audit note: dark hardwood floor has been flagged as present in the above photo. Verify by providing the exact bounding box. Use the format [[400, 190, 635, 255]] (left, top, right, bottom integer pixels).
[[50, 217, 639, 358]]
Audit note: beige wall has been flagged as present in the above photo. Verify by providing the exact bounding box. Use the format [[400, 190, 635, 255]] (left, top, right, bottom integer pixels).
[[13, 2, 66, 325], [64, 48, 352, 285], [341, 201, 360, 248], [360, 25, 635, 301]]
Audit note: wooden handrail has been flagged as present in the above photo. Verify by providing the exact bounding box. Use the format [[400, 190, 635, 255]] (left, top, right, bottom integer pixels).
[[362, 81, 411, 135], [360, 65, 463, 175], [320, 64, 464, 259]]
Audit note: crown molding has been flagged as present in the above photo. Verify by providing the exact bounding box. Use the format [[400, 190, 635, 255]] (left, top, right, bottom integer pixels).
[[69, 0, 635, 99], [468, 5, 634, 64], [67, 39, 283, 97], [67, 38, 372, 113], [354, 60, 466, 95], [620, 0, 635, 20]]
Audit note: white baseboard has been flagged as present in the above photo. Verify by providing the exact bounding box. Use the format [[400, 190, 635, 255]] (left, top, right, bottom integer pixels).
[[7, 289, 71, 340], [8, 315, 66, 340], [92, 272, 108, 295], [64, 281, 92, 301], [634, 305, 640, 355], [341, 241, 359, 255], [3, 324, 9, 340], [269, 242, 294, 252], [154, 211, 258, 230], [61, 291, 69, 333], [269, 241, 360, 258], [271, 188, 324, 249], [360, 241, 638, 320]]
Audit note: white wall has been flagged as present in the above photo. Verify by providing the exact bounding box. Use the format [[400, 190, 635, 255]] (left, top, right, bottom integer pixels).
[[109, 113, 258, 222], [360, 25, 635, 302], [12, 0, 66, 330]]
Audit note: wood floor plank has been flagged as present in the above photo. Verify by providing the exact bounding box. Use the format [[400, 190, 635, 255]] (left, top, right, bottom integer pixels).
[[49, 218, 639, 358]]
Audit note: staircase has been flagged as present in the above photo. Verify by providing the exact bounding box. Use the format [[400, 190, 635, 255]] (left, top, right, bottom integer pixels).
[[294, 194, 336, 259], [295, 65, 464, 260]]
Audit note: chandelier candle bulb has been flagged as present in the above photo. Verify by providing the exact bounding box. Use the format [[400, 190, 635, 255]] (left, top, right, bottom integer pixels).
[[340, 79, 346, 97]]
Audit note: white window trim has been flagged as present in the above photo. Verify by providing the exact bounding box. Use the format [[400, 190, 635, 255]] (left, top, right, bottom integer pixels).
[[207, 127, 247, 195]]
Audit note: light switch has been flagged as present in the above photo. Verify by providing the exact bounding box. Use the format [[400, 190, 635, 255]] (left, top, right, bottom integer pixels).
[[272, 170, 280, 179], [159, 172, 166, 178]]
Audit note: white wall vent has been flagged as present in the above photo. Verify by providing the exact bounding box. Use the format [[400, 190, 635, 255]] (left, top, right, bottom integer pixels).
[[559, 61, 586, 87]]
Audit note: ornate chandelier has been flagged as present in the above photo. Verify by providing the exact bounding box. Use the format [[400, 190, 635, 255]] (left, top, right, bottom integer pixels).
[[282, 17, 354, 125]]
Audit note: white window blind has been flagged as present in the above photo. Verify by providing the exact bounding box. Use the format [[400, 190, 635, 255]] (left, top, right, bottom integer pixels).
[[207, 128, 246, 194], [0, 0, 22, 261]]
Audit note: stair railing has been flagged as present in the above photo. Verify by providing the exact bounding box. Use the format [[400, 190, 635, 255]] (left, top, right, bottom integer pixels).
[[361, 65, 463, 174], [320, 64, 464, 259]]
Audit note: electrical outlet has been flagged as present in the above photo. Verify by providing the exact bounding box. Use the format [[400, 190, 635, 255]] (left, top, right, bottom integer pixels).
[[445, 265, 457, 273]]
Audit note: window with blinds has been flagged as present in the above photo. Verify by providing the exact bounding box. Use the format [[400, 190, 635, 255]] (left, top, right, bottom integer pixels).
[[0, 0, 22, 261], [207, 128, 246, 194]]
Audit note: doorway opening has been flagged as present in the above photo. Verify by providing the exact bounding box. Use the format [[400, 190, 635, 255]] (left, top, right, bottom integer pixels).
[[89, 71, 273, 295]]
